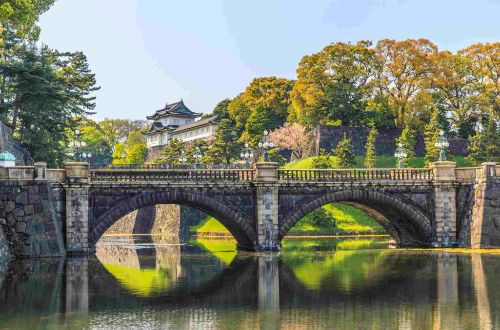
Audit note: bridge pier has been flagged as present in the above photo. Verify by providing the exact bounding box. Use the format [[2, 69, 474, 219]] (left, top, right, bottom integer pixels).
[[255, 163, 280, 251], [431, 161, 457, 247], [64, 162, 92, 255]]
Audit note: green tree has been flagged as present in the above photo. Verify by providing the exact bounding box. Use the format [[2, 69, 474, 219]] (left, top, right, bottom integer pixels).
[[157, 138, 185, 165], [205, 118, 240, 165], [0, 0, 55, 43], [244, 105, 281, 146], [334, 133, 356, 168], [267, 148, 286, 165], [396, 126, 416, 166], [312, 149, 332, 169], [125, 143, 147, 164], [467, 118, 500, 165], [424, 108, 445, 165], [111, 130, 147, 165], [78, 124, 112, 166], [99, 118, 147, 151], [364, 128, 378, 168]]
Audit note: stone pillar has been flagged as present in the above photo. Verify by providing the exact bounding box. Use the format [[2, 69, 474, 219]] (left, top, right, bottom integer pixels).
[[255, 162, 280, 251], [430, 161, 457, 246], [64, 162, 92, 255], [34, 162, 47, 180], [258, 253, 280, 329], [471, 162, 500, 248]]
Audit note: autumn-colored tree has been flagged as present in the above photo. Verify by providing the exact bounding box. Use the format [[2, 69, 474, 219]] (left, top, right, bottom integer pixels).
[[373, 39, 438, 129], [268, 123, 311, 160], [291, 41, 380, 128], [229, 77, 293, 145], [430, 51, 482, 138], [459, 42, 499, 122], [364, 128, 377, 168]]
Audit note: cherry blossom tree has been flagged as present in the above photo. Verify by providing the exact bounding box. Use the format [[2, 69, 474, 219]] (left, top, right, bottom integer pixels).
[[269, 123, 312, 159]]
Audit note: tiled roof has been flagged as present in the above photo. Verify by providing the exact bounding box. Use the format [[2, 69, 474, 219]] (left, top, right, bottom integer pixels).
[[142, 122, 177, 136], [173, 115, 219, 134], [146, 100, 202, 120]]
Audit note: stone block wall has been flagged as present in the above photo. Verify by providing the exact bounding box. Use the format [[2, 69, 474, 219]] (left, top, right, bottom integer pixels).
[[0, 180, 65, 257], [105, 204, 184, 238], [310, 125, 469, 157], [0, 225, 10, 262], [471, 177, 500, 248]]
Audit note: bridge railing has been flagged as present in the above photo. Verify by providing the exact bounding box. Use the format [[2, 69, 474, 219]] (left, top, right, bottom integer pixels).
[[89, 168, 256, 183], [277, 168, 434, 181], [455, 167, 479, 182]]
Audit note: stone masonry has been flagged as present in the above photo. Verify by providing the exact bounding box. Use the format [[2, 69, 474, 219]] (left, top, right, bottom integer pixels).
[[0, 225, 10, 262], [471, 163, 500, 248], [1, 160, 500, 255], [0, 180, 65, 257]]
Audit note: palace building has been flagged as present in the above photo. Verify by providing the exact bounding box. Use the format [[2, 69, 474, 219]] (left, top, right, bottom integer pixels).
[[143, 100, 219, 150]]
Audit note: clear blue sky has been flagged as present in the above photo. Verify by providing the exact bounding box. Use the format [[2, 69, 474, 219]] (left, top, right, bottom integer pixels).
[[38, 0, 500, 120]]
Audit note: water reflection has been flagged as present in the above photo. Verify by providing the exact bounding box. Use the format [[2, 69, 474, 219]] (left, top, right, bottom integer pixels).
[[0, 237, 498, 329]]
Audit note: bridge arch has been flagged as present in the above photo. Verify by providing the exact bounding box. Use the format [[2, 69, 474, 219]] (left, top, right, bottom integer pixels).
[[279, 189, 434, 246], [89, 190, 256, 249]]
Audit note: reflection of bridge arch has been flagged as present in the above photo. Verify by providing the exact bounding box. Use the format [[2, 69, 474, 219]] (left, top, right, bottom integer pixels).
[[279, 189, 433, 246], [89, 253, 258, 306], [89, 190, 256, 249]]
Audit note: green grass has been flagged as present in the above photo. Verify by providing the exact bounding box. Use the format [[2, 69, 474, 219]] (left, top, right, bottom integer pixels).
[[190, 216, 231, 235], [284, 155, 469, 169], [190, 203, 384, 237], [289, 203, 384, 235]]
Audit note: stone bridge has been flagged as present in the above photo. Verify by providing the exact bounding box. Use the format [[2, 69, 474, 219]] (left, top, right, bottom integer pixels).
[[0, 161, 499, 256]]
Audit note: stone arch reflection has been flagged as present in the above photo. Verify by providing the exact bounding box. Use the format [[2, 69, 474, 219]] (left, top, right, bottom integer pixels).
[[95, 236, 238, 298]]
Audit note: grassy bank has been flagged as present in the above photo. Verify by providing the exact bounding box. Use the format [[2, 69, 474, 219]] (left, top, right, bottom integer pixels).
[[284, 155, 469, 169], [190, 202, 384, 237]]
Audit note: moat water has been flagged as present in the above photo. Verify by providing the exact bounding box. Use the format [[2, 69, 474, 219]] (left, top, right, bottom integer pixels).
[[0, 236, 499, 329]]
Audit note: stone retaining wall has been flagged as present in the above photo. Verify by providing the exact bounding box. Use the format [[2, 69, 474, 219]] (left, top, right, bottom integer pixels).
[[106, 204, 182, 238], [0, 180, 65, 257], [471, 177, 500, 248], [311, 125, 469, 156], [0, 225, 10, 262]]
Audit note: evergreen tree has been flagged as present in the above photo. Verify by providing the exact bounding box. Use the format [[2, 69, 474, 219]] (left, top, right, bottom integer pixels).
[[396, 126, 416, 166], [467, 118, 500, 165], [312, 149, 332, 169], [364, 127, 378, 168], [424, 108, 445, 165], [158, 138, 185, 165], [204, 118, 240, 165], [335, 133, 356, 168], [244, 105, 281, 146]]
